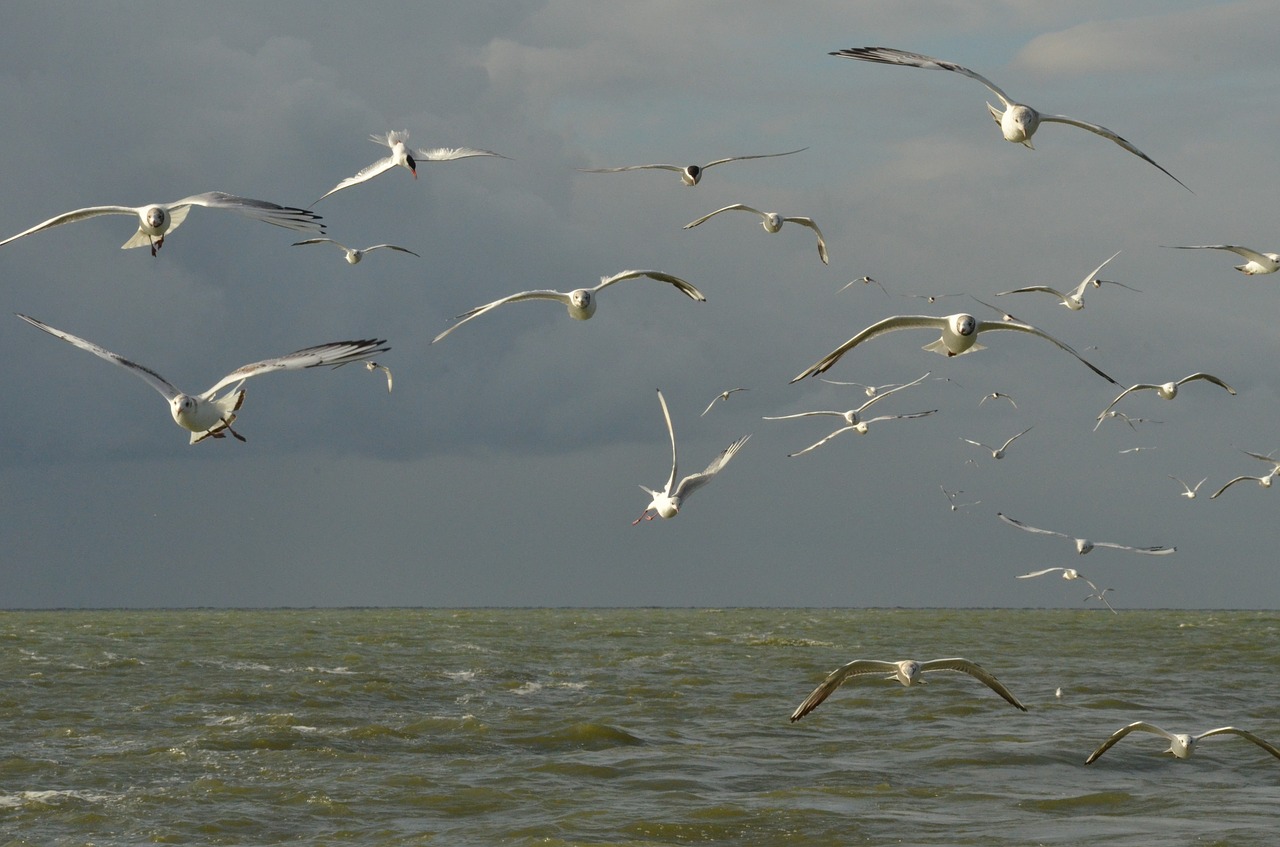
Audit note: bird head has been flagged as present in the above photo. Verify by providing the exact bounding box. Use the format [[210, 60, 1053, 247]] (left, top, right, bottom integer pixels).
[[143, 206, 168, 231], [950, 314, 977, 337], [682, 165, 702, 185]]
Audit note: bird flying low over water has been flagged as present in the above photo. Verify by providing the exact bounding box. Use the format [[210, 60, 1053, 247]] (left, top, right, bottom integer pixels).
[[789, 657, 1028, 721], [292, 238, 419, 264], [829, 47, 1189, 191], [432, 270, 705, 342], [1165, 244, 1280, 275], [790, 313, 1116, 384], [0, 192, 324, 256], [1085, 722, 1280, 764], [996, 251, 1138, 311], [577, 148, 807, 186], [1094, 373, 1235, 430], [684, 204, 828, 264], [17, 314, 388, 444], [1017, 567, 1114, 613], [316, 131, 506, 203], [997, 513, 1174, 556]]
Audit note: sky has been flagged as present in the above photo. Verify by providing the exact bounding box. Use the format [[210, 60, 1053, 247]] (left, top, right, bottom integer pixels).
[[2, 1, 1278, 609]]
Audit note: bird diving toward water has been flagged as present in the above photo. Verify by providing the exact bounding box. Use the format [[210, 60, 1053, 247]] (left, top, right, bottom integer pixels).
[[292, 238, 419, 264], [316, 131, 506, 203], [577, 148, 807, 186], [1094, 373, 1235, 431], [829, 47, 1189, 191], [1085, 722, 1280, 764], [17, 314, 388, 444], [995, 251, 1139, 311], [997, 513, 1174, 556], [684, 204, 828, 264]]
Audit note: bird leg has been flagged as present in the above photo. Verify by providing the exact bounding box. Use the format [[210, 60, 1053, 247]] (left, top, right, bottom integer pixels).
[[631, 510, 655, 526]]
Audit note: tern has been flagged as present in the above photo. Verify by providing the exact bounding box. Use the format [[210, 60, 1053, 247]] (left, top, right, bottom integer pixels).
[[995, 251, 1139, 310], [633, 390, 749, 523], [317, 131, 506, 202], [830, 47, 1189, 190], [1094, 373, 1236, 430], [1165, 244, 1280, 275], [997, 513, 1174, 556], [292, 238, 419, 264], [577, 148, 807, 186], [1085, 722, 1280, 763], [701, 388, 749, 417], [17, 314, 387, 444], [0, 192, 323, 256], [790, 657, 1028, 721], [962, 425, 1032, 460], [1169, 476, 1207, 499], [433, 270, 705, 342], [790, 313, 1117, 384], [684, 204, 828, 264]]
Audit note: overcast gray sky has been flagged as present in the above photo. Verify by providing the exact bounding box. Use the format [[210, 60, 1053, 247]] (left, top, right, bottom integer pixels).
[[2, 1, 1277, 609]]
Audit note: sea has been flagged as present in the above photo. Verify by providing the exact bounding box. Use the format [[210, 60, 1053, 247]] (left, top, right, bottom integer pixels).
[[2, 608, 1277, 846]]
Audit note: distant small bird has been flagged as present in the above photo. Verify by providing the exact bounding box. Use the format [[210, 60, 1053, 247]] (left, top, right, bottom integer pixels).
[[701, 388, 749, 417], [1099, 410, 1162, 431], [1085, 722, 1280, 764], [941, 486, 980, 512], [1017, 567, 1115, 612], [961, 425, 1033, 460], [838, 276, 888, 294], [1165, 244, 1280, 275], [365, 361, 393, 393], [292, 238, 419, 264], [1084, 586, 1118, 614], [1095, 373, 1236, 431], [1170, 476, 1207, 499], [816, 377, 904, 396], [1119, 446, 1157, 454], [979, 391, 1017, 409], [901, 292, 964, 304], [765, 373, 934, 455], [996, 251, 1139, 311], [577, 148, 807, 186], [685, 204, 828, 264], [317, 130, 506, 202], [998, 513, 1175, 556]]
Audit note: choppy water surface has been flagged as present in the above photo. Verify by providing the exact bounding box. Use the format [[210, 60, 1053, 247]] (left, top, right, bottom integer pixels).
[[2, 608, 1277, 845]]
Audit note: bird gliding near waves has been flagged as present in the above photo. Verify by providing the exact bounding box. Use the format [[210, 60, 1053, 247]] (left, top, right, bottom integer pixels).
[[829, 47, 1190, 191], [684, 204, 828, 264], [790, 313, 1116, 384], [432, 270, 705, 342], [292, 238, 419, 264], [1093, 373, 1236, 431], [17, 314, 388, 444], [1017, 568, 1115, 614], [996, 251, 1140, 311], [634, 390, 750, 524], [998, 513, 1175, 556], [577, 148, 807, 186], [789, 658, 1027, 721], [316, 131, 507, 203], [1085, 722, 1280, 764], [0, 192, 323, 256]]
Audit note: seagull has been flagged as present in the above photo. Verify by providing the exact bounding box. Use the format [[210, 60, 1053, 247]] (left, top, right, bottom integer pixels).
[[830, 47, 1190, 191], [995, 251, 1139, 310], [292, 238, 419, 264], [980, 391, 1018, 409], [1170, 476, 1207, 499], [684, 204, 828, 264], [781, 411, 937, 457], [1119, 446, 1157, 454], [365, 361, 393, 393], [1099, 410, 1162, 431], [790, 313, 1117, 384], [816, 378, 904, 396], [432, 270, 705, 342], [1085, 722, 1280, 764], [1084, 586, 1118, 614], [902, 292, 964, 304], [789, 657, 1028, 721], [997, 513, 1175, 556], [17, 314, 388, 444], [577, 148, 807, 186], [838, 276, 888, 294], [1094, 373, 1236, 430], [765, 372, 934, 454], [701, 388, 749, 416], [633, 389, 749, 524], [317, 131, 506, 202], [961, 425, 1032, 459], [1165, 244, 1280, 275], [0, 192, 324, 256], [1209, 470, 1276, 500], [941, 486, 980, 511], [1018, 567, 1116, 613]]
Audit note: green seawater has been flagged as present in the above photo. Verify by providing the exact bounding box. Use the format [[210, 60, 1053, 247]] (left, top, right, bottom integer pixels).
[[2, 608, 1277, 845]]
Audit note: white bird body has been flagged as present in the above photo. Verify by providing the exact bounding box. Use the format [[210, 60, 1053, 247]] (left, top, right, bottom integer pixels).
[[1167, 244, 1280, 275], [578, 148, 807, 185], [1085, 722, 1280, 763], [1094, 373, 1236, 430], [292, 237, 419, 264], [1170, 476, 1207, 499], [18, 314, 388, 444], [790, 657, 1027, 721], [684, 203, 828, 264], [317, 131, 506, 202], [998, 513, 1174, 556], [996, 251, 1135, 310]]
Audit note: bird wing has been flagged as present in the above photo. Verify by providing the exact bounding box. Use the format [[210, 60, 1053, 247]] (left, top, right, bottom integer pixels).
[[854, 371, 931, 413], [371, 130, 407, 148], [366, 244, 420, 256], [1197, 728, 1280, 760], [785, 216, 829, 264], [0, 205, 142, 247], [829, 47, 1017, 109], [791, 315, 946, 382], [292, 237, 344, 250], [1090, 541, 1175, 555], [655, 388, 680, 495], [592, 269, 706, 301], [1210, 475, 1266, 499], [317, 155, 399, 202], [1169, 244, 1271, 263], [1085, 721, 1173, 764], [1075, 249, 1124, 295], [789, 659, 900, 722], [1000, 426, 1033, 450], [17, 314, 180, 401], [202, 339, 390, 398], [1093, 384, 1156, 429], [672, 434, 750, 500], [432, 290, 572, 342], [701, 148, 808, 168], [1016, 568, 1067, 579], [996, 285, 1069, 303], [576, 163, 683, 174], [683, 204, 759, 228], [415, 146, 507, 161], [977, 320, 1118, 384], [787, 425, 860, 457], [997, 512, 1071, 541], [1178, 372, 1236, 394], [763, 410, 846, 421], [174, 192, 324, 233], [1036, 113, 1190, 191], [918, 658, 1027, 711]]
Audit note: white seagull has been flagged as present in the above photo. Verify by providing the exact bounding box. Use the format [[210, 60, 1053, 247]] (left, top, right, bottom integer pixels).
[[1094, 373, 1236, 431], [292, 238, 419, 264], [816, 378, 904, 396], [1165, 244, 1280, 275], [1017, 567, 1114, 613], [838, 276, 888, 294], [962, 425, 1032, 460], [980, 391, 1018, 409], [830, 47, 1189, 191], [780, 410, 936, 457], [432, 269, 705, 342], [577, 148, 807, 186], [633, 389, 749, 524], [1085, 722, 1280, 764], [1170, 476, 1207, 499], [684, 204, 828, 264], [1209, 462, 1277, 499], [997, 513, 1175, 556], [995, 251, 1139, 310], [789, 657, 1028, 721], [701, 388, 749, 417], [17, 314, 388, 444], [0, 192, 324, 256], [790, 313, 1117, 384], [941, 486, 980, 512], [1084, 586, 1118, 614], [765, 372, 934, 455], [317, 131, 506, 202]]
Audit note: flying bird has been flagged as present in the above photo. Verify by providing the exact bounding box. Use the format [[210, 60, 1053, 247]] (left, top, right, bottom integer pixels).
[[432, 270, 705, 342], [765, 372, 934, 455], [577, 148, 807, 186], [292, 238, 419, 264], [701, 388, 749, 417], [1165, 244, 1280, 275], [1084, 586, 1118, 614], [780, 411, 936, 457], [962, 425, 1032, 460], [941, 486, 980, 512], [0, 192, 324, 256], [829, 47, 1189, 191], [317, 131, 506, 202], [790, 313, 1117, 384], [1094, 373, 1236, 431], [838, 276, 888, 294], [17, 314, 388, 444], [997, 513, 1175, 556], [1085, 722, 1280, 764], [1017, 567, 1115, 613], [684, 204, 828, 264], [1169, 476, 1207, 499], [633, 390, 749, 523], [980, 391, 1017, 409], [995, 251, 1139, 310], [816, 378, 904, 396], [789, 657, 1028, 721], [1209, 455, 1278, 499]]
